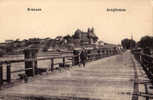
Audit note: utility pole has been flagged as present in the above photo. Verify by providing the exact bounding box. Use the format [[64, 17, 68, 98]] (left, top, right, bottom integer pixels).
[[131, 33, 133, 40], [130, 33, 133, 49]]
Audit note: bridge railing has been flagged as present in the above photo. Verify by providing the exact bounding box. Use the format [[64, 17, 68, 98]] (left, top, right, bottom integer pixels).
[[132, 49, 153, 86], [0, 48, 120, 87]]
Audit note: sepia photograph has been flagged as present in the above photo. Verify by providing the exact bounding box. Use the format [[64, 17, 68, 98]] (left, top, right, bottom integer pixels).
[[0, 0, 153, 100]]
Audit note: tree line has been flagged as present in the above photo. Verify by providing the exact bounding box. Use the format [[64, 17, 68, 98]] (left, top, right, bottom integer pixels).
[[121, 35, 153, 50]]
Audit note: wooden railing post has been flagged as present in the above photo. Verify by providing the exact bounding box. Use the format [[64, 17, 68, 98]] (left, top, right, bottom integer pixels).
[[110, 50, 112, 55], [111, 50, 112, 56], [73, 50, 80, 65], [0, 63, 3, 85], [100, 51, 102, 58], [32, 60, 35, 76], [24, 48, 38, 77], [72, 56, 74, 66], [34, 60, 38, 75], [51, 58, 54, 72], [78, 55, 80, 65], [6, 62, 11, 83], [106, 50, 108, 56], [63, 57, 65, 67], [104, 50, 106, 56]]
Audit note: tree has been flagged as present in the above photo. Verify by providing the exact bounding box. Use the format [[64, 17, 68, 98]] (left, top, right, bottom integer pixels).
[[130, 39, 136, 49], [63, 35, 73, 43], [121, 38, 136, 49], [5, 43, 14, 53], [121, 39, 129, 49], [138, 36, 153, 49]]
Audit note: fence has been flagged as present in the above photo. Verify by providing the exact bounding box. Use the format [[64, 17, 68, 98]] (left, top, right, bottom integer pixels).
[[0, 48, 120, 87], [132, 49, 153, 86]]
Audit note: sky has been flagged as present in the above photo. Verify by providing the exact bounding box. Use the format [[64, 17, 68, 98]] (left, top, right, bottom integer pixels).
[[0, 0, 152, 44]]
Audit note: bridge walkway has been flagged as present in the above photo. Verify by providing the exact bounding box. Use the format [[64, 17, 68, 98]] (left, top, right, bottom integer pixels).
[[0, 51, 151, 100]]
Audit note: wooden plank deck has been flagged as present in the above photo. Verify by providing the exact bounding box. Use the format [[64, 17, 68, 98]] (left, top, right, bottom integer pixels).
[[0, 51, 140, 100]]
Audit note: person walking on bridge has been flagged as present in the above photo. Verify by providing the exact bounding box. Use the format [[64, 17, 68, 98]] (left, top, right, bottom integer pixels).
[[80, 48, 88, 67]]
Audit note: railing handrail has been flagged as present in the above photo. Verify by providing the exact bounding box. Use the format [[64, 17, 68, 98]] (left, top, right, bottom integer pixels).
[[0, 52, 108, 64], [0, 48, 121, 86], [132, 49, 153, 86]]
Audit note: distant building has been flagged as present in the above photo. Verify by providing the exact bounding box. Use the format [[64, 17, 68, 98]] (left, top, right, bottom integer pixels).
[[73, 27, 98, 45], [0, 43, 7, 47], [5, 40, 14, 43], [55, 36, 63, 41], [98, 41, 105, 46]]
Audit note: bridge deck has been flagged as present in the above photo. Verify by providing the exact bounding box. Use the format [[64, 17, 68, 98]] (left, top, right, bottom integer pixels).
[[0, 51, 147, 100]]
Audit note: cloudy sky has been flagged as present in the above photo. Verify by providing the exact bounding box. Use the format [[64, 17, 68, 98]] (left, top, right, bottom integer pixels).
[[0, 0, 152, 44]]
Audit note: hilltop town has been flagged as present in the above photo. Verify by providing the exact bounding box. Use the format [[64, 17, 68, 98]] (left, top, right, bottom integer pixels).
[[0, 28, 118, 56]]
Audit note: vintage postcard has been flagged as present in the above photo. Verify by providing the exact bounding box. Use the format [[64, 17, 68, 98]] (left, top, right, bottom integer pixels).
[[0, 0, 152, 100]]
